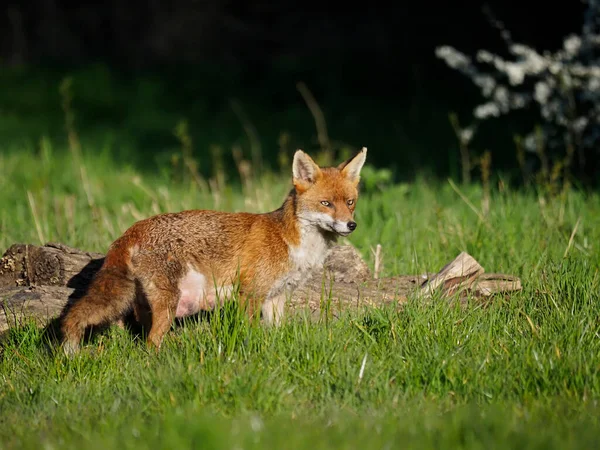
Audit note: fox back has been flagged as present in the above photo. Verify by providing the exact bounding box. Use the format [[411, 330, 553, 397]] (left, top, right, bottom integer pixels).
[[60, 148, 367, 355]]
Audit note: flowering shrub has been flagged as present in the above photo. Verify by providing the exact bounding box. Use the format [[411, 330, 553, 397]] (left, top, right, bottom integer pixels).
[[435, 0, 600, 182]]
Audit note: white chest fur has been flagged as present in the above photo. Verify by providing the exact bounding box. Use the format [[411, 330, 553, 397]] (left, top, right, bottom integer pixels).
[[268, 227, 332, 297], [289, 227, 331, 272]]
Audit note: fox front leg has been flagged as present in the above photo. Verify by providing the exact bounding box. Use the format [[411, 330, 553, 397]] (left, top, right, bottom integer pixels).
[[261, 293, 287, 326]]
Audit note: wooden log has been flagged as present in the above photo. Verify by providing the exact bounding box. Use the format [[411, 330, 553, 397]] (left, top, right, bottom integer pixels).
[[469, 273, 522, 297], [420, 251, 485, 297], [418, 252, 522, 299], [1, 286, 75, 331], [0, 243, 104, 290], [0, 243, 522, 333]]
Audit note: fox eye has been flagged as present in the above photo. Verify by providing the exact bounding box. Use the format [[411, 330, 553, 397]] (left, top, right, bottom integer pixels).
[[347, 199, 355, 206], [320, 201, 331, 207]]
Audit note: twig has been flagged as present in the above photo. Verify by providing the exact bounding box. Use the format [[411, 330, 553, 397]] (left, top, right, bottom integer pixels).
[[480, 150, 492, 217], [230, 99, 263, 174], [371, 244, 382, 280], [297, 82, 331, 154], [448, 178, 490, 228], [27, 191, 46, 244], [449, 113, 472, 185], [563, 217, 581, 258], [481, 4, 513, 46], [358, 352, 368, 384]]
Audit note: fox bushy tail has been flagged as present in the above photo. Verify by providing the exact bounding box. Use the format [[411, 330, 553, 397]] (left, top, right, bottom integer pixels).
[[61, 266, 135, 355]]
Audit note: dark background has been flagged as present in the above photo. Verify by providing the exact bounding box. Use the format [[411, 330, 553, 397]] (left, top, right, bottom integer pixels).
[[0, 1, 590, 183]]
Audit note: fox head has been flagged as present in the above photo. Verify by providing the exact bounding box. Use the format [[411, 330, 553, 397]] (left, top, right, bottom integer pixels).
[[292, 148, 367, 236]]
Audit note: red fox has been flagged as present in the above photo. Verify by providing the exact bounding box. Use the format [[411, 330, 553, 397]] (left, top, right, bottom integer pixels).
[[60, 148, 367, 355]]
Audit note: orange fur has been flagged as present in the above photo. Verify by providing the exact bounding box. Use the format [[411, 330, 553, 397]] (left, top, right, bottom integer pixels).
[[60, 148, 367, 355]]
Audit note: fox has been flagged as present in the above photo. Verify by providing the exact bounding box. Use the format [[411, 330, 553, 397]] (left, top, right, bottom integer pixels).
[[60, 147, 367, 355]]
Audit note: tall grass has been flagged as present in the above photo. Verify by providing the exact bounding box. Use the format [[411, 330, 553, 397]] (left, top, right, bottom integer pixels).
[[1, 139, 599, 448], [1, 66, 600, 448]]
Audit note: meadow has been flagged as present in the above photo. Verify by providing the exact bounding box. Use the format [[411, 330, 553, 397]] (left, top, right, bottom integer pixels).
[[1, 68, 600, 449]]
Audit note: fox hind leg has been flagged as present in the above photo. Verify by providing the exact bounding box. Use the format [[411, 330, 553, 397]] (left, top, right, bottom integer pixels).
[[137, 275, 180, 351]]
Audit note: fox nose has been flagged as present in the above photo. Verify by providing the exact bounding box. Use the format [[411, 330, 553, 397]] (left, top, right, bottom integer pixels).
[[347, 221, 357, 231]]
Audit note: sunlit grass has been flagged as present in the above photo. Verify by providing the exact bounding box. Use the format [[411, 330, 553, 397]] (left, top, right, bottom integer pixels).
[[1, 145, 599, 449]]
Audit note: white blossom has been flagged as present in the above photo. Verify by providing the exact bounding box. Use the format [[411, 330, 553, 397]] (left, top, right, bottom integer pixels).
[[523, 133, 539, 151], [494, 86, 510, 110], [474, 102, 501, 119], [435, 46, 472, 70], [534, 81, 552, 104], [435, 0, 600, 160], [460, 126, 475, 144], [510, 45, 548, 74], [564, 35, 582, 56], [573, 116, 589, 133], [474, 74, 496, 96]]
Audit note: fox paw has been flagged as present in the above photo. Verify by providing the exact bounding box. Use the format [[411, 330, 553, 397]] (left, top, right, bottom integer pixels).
[[61, 340, 80, 358]]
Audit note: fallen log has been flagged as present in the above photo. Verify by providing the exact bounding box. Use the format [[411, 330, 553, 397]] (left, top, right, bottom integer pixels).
[[0, 243, 522, 333]]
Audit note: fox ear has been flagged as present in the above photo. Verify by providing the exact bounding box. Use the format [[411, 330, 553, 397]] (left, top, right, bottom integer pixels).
[[339, 147, 367, 185], [293, 150, 321, 191]]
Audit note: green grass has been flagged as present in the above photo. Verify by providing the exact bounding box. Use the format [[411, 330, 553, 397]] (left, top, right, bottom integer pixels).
[[1, 145, 600, 449]]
